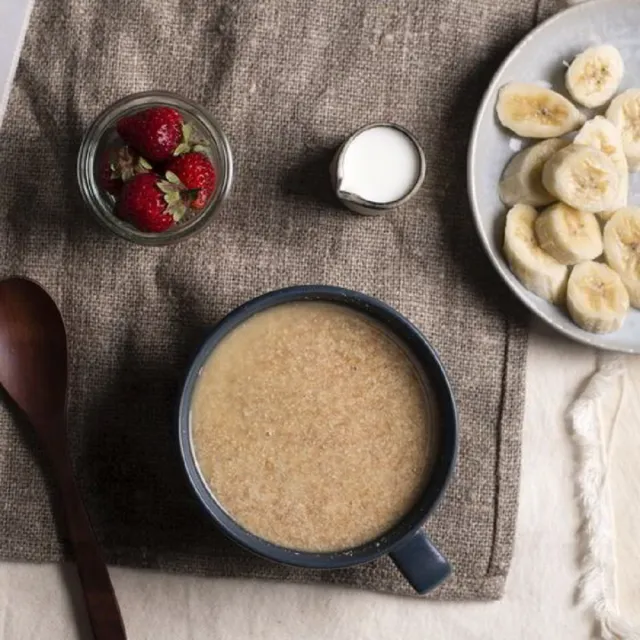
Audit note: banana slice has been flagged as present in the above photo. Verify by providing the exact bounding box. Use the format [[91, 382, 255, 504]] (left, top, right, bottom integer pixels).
[[541, 143, 620, 213], [499, 138, 569, 207], [567, 261, 629, 334], [503, 204, 568, 304], [603, 206, 640, 308], [606, 89, 640, 172], [574, 116, 628, 219], [565, 45, 624, 108], [534, 202, 603, 265], [496, 83, 586, 138]]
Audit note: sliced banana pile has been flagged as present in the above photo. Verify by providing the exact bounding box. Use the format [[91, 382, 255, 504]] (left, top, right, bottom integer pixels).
[[495, 43, 640, 335]]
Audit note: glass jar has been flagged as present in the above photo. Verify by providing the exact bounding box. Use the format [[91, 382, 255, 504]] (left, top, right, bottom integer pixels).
[[77, 90, 233, 246]]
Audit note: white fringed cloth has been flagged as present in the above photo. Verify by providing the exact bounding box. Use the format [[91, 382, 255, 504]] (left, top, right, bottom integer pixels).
[[568, 355, 640, 639]]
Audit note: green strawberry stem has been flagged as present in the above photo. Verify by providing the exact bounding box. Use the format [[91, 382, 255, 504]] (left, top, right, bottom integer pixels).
[[173, 122, 210, 157]]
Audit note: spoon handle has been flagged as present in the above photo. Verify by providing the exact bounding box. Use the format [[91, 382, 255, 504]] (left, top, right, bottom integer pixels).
[[52, 450, 127, 640]]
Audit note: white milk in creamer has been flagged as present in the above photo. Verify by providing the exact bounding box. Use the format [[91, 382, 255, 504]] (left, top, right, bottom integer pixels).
[[337, 125, 424, 206]]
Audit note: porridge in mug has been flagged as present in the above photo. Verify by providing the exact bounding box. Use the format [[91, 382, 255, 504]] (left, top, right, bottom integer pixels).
[[191, 302, 437, 552]]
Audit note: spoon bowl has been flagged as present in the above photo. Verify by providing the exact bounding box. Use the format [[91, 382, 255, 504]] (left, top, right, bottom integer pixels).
[[0, 278, 68, 442]]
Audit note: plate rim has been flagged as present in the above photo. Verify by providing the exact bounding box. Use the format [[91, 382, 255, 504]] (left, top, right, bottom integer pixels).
[[467, 0, 640, 355]]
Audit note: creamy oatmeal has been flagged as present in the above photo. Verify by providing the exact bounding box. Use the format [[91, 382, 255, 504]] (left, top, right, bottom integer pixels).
[[191, 301, 436, 552]]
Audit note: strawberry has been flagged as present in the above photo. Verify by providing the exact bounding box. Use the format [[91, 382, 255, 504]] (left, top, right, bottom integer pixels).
[[118, 173, 191, 233], [165, 152, 216, 209], [98, 146, 151, 196], [116, 107, 185, 163]]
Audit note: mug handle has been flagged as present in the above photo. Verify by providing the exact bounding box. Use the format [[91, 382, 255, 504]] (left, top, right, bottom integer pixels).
[[389, 529, 451, 594]]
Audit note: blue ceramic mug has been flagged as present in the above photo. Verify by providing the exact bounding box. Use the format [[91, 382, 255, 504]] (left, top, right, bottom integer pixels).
[[178, 285, 458, 594]]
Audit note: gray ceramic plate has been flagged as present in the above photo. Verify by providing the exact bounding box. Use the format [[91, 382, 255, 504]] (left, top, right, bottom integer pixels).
[[469, 0, 640, 354]]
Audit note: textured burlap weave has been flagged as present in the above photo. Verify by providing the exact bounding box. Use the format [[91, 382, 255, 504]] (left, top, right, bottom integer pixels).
[[0, 0, 535, 599]]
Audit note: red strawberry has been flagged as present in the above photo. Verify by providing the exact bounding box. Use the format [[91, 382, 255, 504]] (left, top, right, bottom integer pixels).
[[116, 107, 184, 163], [98, 146, 151, 196], [118, 173, 190, 233], [165, 152, 216, 209]]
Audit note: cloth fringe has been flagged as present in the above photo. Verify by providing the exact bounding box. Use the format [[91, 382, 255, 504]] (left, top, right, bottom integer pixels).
[[567, 357, 640, 640]]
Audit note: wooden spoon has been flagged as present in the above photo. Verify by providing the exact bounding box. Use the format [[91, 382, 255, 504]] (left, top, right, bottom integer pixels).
[[0, 277, 127, 640]]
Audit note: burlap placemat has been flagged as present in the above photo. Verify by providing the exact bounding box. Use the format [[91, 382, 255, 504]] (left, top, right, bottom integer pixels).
[[0, 0, 534, 600]]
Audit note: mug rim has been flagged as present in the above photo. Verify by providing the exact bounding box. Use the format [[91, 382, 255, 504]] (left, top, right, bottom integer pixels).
[[178, 285, 458, 570]]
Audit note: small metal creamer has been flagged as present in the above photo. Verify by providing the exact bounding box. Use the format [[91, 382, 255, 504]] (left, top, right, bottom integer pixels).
[[329, 122, 427, 215]]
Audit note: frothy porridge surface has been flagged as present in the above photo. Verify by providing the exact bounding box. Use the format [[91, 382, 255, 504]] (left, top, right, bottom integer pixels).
[[191, 301, 436, 552]]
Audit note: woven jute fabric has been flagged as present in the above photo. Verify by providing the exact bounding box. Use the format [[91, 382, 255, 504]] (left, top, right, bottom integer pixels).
[[0, 0, 534, 599]]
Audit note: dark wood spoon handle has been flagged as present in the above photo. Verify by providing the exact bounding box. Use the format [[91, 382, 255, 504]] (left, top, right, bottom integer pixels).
[[51, 450, 127, 640]]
